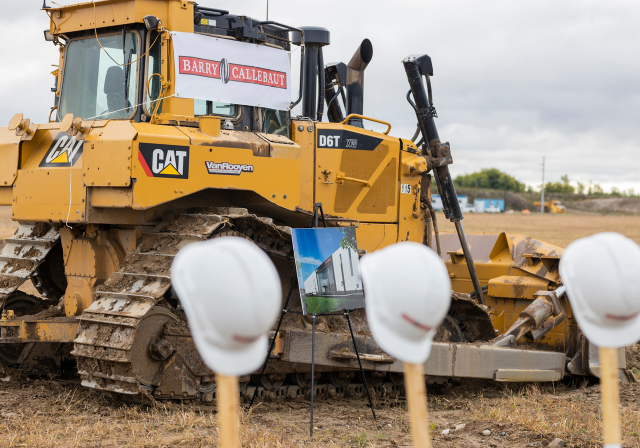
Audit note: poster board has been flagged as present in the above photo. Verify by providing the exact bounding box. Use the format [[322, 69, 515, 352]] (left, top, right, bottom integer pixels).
[[292, 227, 365, 315]]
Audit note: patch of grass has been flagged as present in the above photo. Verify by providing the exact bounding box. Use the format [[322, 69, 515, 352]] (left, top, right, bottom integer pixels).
[[468, 384, 640, 447], [343, 430, 368, 446], [0, 388, 296, 448]]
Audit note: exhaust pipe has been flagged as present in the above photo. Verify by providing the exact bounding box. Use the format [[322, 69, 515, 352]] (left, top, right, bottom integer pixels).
[[292, 27, 330, 121], [346, 39, 373, 127]]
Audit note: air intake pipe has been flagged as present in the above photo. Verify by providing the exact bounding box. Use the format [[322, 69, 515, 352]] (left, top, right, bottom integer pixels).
[[346, 39, 373, 127], [292, 27, 330, 120]]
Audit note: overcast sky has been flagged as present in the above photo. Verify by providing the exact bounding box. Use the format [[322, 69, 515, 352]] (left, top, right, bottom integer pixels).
[[2, 0, 638, 192]]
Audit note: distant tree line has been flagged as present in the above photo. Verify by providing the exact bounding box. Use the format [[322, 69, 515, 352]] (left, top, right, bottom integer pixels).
[[454, 168, 525, 192], [455, 169, 638, 198]]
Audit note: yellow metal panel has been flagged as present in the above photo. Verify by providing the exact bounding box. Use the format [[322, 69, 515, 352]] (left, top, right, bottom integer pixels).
[[90, 187, 133, 208], [355, 223, 399, 253], [0, 128, 20, 187], [50, 0, 174, 34], [257, 134, 302, 160], [291, 120, 315, 212], [51, 0, 137, 34], [315, 123, 399, 223], [13, 169, 86, 223], [83, 121, 137, 187], [0, 187, 12, 206], [162, 1, 195, 117], [131, 123, 300, 210], [167, 0, 194, 32], [398, 151, 426, 243], [21, 130, 59, 170], [488, 275, 549, 299], [134, 122, 190, 146], [11, 128, 86, 222], [0, 318, 78, 343], [32, 319, 79, 342]]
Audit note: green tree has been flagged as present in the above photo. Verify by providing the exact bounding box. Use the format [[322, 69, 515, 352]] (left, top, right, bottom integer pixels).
[[544, 174, 575, 194], [453, 168, 525, 192], [576, 182, 585, 194], [339, 228, 358, 251]]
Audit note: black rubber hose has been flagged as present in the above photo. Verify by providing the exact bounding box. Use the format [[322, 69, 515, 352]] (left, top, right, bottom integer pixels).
[[317, 48, 325, 122], [469, 285, 489, 302], [327, 86, 343, 110], [411, 124, 420, 142], [424, 198, 441, 257]]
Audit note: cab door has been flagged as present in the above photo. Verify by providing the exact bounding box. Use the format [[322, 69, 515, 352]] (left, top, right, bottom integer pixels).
[[314, 123, 399, 223]]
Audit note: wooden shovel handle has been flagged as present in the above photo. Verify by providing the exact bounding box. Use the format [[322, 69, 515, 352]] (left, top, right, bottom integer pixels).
[[599, 347, 621, 447], [404, 362, 431, 448], [217, 373, 240, 448]]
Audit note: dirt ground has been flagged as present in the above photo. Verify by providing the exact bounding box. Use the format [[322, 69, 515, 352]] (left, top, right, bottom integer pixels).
[[1, 208, 640, 447], [437, 211, 640, 248]]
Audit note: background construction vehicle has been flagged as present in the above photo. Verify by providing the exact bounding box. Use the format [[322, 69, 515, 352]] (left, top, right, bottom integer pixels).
[[535, 200, 567, 213], [0, 0, 631, 403]]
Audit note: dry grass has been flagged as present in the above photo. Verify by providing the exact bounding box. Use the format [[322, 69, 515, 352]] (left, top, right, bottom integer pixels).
[[0, 371, 415, 448], [0, 380, 296, 448], [468, 384, 640, 448], [437, 211, 640, 248]]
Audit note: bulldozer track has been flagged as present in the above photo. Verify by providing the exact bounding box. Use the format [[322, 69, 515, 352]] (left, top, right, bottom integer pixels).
[[71, 209, 294, 396], [0, 222, 60, 308]]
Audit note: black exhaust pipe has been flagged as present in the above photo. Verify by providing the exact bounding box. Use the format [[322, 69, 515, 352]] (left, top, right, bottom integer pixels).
[[292, 27, 330, 120], [346, 39, 373, 127]]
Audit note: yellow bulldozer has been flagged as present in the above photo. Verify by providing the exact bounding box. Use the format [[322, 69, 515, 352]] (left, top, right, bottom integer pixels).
[[535, 200, 567, 213], [0, 0, 631, 403]]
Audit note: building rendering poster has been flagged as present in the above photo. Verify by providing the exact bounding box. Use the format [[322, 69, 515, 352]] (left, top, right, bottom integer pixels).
[[291, 227, 365, 315]]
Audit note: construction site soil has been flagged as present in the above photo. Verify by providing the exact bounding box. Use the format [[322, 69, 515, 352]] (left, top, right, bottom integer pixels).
[[1, 207, 639, 447]]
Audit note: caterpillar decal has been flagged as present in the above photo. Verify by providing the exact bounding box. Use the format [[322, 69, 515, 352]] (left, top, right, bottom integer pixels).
[[39, 133, 84, 167], [138, 143, 190, 179]]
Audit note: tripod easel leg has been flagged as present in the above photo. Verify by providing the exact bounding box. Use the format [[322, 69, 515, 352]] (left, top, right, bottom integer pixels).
[[346, 311, 376, 419], [310, 314, 316, 437]]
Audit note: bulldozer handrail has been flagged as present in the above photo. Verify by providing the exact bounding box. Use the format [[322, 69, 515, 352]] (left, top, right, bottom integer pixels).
[[341, 114, 391, 135]]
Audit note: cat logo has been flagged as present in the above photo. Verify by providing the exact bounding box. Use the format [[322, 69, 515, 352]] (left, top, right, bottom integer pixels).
[[138, 143, 190, 179], [39, 133, 84, 168]]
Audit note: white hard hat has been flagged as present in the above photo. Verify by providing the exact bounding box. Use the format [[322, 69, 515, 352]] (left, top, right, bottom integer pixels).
[[559, 232, 640, 348], [171, 237, 282, 376], [360, 242, 452, 364]]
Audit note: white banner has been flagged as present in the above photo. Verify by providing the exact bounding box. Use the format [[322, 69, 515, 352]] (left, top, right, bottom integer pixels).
[[171, 32, 291, 111]]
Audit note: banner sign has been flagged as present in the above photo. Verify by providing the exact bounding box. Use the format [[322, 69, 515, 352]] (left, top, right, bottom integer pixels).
[[172, 32, 291, 111]]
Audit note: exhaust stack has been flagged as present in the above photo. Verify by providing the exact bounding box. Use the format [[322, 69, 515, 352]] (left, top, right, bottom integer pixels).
[[292, 27, 330, 121], [346, 39, 373, 127]]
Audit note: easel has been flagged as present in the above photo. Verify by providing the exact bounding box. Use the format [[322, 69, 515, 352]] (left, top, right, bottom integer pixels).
[[249, 203, 376, 436]]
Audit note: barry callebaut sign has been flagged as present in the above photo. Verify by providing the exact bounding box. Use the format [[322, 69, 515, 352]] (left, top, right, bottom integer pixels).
[[171, 32, 291, 111]]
